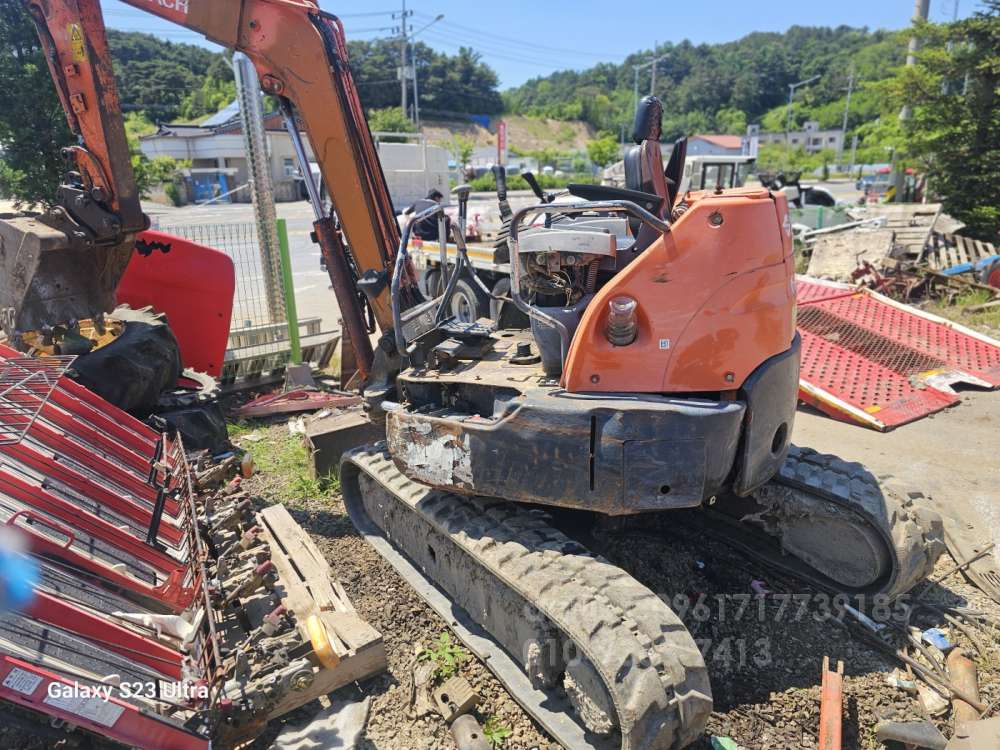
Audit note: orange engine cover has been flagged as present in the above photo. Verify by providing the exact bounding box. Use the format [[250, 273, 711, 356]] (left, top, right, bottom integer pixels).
[[563, 189, 796, 393]]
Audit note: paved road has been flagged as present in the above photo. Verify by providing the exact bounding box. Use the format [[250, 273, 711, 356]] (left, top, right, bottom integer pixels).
[[145, 200, 339, 331]]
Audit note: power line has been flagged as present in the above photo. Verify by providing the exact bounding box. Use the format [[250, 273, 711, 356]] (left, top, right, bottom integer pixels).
[[420, 14, 628, 60], [421, 29, 576, 68]]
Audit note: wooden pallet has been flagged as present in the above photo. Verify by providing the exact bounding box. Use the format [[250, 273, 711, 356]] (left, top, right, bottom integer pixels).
[[257, 504, 386, 719], [849, 204, 941, 259], [924, 232, 998, 271]]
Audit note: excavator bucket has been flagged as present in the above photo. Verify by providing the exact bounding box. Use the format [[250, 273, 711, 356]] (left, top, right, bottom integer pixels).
[[0, 212, 133, 336]]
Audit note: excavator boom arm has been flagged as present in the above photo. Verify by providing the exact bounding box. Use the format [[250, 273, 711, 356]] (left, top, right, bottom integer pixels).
[[24, 0, 404, 374]]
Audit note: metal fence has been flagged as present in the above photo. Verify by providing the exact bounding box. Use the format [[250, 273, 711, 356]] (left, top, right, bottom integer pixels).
[[157, 221, 278, 330], [152, 220, 336, 383]]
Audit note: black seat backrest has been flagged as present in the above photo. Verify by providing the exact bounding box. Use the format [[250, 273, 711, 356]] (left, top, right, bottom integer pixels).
[[624, 146, 643, 193], [623, 96, 668, 218], [663, 136, 687, 208]]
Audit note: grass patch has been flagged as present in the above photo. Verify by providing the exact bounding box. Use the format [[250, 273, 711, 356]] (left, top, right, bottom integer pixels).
[[926, 288, 1000, 333], [230, 423, 339, 503]]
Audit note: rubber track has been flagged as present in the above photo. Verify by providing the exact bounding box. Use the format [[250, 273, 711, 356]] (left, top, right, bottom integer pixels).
[[342, 447, 711, 750], [754, 445, 945, 599]]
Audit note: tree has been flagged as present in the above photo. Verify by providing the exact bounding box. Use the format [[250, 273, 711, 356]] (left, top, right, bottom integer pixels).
[[179, 55, 236, 121], [586, 133, 620, 168], [347, 40, 502, 115], [107, 30, 221, 122], [450, 135, 475, 167], [893, 3, 999, 240], [715, 107, 747, 135], [123, 112, 186, 198], [0, 3, 73, 205], [368, 107, 417, 142]]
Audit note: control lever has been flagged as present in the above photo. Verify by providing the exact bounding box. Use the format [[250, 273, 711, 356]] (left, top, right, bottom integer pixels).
[[491, 165, 513, 262], [522, 171, 554, 204], [491, 165, 511, 222], [451, 183, 471, 234], [522, 170, 557, 228]]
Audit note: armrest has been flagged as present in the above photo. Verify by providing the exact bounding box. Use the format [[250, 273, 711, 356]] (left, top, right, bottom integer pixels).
[[565, 183, 664, 215]]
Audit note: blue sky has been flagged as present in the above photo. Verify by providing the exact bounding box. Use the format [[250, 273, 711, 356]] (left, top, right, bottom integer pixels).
[[100, 0, 979, 88]]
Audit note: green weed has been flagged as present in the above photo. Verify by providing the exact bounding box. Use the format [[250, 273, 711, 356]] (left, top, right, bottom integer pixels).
[[418, 631, 469, 680], [482, 717, 513, 747], [232, 427, 339, 502]]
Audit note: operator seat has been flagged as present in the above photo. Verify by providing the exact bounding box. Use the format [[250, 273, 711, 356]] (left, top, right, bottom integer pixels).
[[624, 96, 670, 217]]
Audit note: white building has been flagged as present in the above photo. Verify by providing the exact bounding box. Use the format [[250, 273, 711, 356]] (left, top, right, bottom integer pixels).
[[685, 134, 743, 157], [754, 121, 844, 155], [139, 105, 450, 209]]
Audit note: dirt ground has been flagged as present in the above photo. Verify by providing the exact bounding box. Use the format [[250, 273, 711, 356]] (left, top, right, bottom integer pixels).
[[232, 380, 1000, 750]]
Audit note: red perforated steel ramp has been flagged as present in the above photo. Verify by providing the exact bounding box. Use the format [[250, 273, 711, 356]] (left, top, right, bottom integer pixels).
[[795, 276, 1000, 430]]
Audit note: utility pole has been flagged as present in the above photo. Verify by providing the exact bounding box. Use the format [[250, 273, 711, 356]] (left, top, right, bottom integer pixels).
[[409, 14, 444, 130], [632, 49, 668, 117], [394, 0, 413, 118], [650, 41, 658, 94], [785, 75, 820, 160], [837, 66, 854, 166], [633, 66, 641, 117], [900, 0, 930, 120], [897, 0, 929, 201], [412, 41, 419, 127]]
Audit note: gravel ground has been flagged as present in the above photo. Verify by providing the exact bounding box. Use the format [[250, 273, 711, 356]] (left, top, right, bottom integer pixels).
[[233, 419, 1000, 750], [236, 420, 553, 750]]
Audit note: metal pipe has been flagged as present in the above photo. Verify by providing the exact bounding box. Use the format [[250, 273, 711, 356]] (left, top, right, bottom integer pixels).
[[391, 203, 443, 356], [234, 52, 285, 324], [438, 211, 448, 292], [276, 218, 302, 364], [278, 99, 324, 220]]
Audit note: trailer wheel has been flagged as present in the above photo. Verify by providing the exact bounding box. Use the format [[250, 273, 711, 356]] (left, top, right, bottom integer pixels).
[[445, 278, 485, 323], [67, 305, 181, 417]]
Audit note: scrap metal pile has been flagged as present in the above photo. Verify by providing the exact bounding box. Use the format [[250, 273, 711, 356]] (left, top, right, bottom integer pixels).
[[802, 204, 1000, 305], [795, 277, 1000, 429], [0, 345, 384, 749]]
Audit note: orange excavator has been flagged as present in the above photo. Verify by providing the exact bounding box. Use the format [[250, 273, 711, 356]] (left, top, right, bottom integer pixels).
[[3, 3, 943, 748]]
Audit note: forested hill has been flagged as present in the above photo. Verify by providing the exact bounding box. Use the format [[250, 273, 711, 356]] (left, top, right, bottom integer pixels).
[[107, 30, 232, 122], [106, 25, 907, 138], [104, 31, 503, 123], [502, 26, 908, 141]]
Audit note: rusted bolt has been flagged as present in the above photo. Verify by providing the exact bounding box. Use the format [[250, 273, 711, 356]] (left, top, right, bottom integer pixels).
[[590, 374, 600, 384], [249, 19, 259, 29], [724, 371, 735, 383], [709, 211, 724, 227]]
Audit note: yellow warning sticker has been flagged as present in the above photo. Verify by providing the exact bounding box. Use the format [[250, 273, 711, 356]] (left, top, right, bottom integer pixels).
[[68, 23, 86, 63]]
